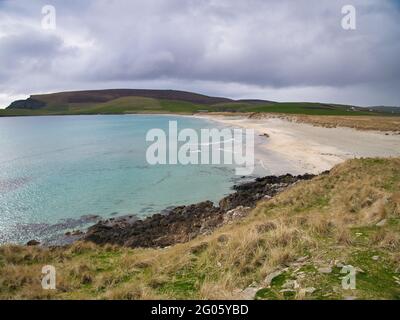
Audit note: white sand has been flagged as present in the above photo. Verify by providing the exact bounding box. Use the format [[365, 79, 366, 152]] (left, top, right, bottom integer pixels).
[[194, 114, 400, 175]]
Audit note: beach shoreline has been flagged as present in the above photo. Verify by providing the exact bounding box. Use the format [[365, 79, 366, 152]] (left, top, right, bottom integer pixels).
[[193, 113, 400, 175], [3, 113, 400, 246]]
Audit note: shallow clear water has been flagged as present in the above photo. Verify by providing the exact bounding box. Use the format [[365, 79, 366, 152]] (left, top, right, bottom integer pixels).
[[0, 115, 240, 244]]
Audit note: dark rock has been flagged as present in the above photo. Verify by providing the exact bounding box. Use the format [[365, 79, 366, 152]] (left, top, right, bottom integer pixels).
[[85, 201, 221, 248], [83, 173, 316, 249], [219, 174, 314, 212], [8, 98, 46, 110], [26, 240, 40, 246], [71, 230, 83, 236]]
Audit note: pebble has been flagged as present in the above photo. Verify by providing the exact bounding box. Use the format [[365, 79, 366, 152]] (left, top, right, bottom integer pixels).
[[282, 280, 300, 289], [264, 270, 284, 286], [303, 287, 316, 294], [318, 266, 332, 274], [296, 256, 309, 263], [376, 219, 387, 227], [240, 287, 260, 300]]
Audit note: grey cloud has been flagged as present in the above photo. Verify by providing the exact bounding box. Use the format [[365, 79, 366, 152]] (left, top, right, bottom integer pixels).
[[0, 0, 399, 106]]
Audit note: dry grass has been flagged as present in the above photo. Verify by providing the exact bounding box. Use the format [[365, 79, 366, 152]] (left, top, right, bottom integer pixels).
[[1, 157, 400, 299], [250, 113, 400, 132]]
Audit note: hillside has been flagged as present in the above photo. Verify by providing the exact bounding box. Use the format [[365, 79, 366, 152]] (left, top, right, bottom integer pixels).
[[1, 157, 400, 300], [2, 89, 397, 117]]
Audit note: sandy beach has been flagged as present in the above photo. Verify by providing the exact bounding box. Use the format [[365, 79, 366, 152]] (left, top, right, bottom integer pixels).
[[194, 114, 400, 175]]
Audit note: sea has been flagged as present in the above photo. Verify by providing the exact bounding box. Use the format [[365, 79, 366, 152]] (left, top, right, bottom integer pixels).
[[0, 114, 254, 244]]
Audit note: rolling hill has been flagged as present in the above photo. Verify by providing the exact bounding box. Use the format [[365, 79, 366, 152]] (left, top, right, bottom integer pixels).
[[1, 89, 398, 117]]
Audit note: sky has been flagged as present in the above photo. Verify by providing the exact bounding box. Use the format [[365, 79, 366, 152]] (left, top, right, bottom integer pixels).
[[0, 0, 399, 108]]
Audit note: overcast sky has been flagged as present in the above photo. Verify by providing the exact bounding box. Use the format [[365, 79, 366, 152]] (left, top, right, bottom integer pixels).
[[0, 0, 399, 108]]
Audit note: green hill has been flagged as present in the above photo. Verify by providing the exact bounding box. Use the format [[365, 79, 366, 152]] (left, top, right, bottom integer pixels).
[[1, 88, 396, 117]]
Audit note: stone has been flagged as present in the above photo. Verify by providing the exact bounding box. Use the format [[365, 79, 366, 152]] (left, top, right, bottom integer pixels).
[[372, 256, 380, 261], [72, 230, 83, 236], [84, 174, 315, 248], [318, 267, 332, 274], [376, 219, 387, 227], [304, 287, 316, 294], [223, 206, 251, 224], [264, 270, 283, 286], [240, 287, 260, 300], [355, 267, 365, 273], [26, 240, 40, 246], [296, 256, 309, 262], [282, 280, 299, 289]]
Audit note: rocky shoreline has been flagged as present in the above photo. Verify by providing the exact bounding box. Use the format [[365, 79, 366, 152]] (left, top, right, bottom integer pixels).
[[83, 173, 315, 248]]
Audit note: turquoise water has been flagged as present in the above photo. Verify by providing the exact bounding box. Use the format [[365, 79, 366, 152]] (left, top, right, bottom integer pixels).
[[0, 115, 240, 244]]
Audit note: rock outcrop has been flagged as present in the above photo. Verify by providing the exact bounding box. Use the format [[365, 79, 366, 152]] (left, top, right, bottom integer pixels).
[[84, 174, 315, 248], [7, 98, 46, 110]]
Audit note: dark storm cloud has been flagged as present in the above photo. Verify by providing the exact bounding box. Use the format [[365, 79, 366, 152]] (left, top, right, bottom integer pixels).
[[0, 0, 399, 106]]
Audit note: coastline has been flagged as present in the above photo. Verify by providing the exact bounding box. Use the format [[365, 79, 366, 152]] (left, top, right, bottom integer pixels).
[[3, 113, 400, 247], [193, 113, 400, 174], [84, 173, 315, 247], [50, 113, 400, 247]]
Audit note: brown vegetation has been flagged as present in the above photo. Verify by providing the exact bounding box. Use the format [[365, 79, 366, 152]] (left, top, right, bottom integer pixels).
[[1, 158, 400, 299], [250, 113, 400, 132]]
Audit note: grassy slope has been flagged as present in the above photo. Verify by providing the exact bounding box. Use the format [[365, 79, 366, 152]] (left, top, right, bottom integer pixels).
[[1, 157, 400, 300], [1, 95, 393, 117]]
